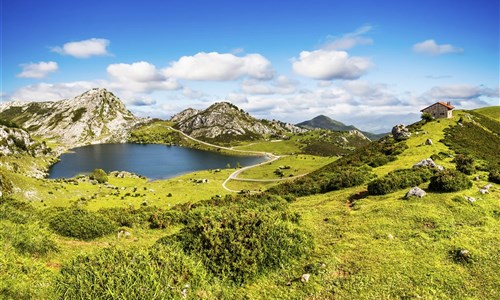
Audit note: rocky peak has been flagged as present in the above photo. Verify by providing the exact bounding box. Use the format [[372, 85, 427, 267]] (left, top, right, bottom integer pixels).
[[173, 101, 305, 142], [0, 88, 145, 147], [170, 108, 201, 123]]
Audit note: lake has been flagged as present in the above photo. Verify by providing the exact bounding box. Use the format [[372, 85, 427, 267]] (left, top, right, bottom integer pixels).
[[48, 143, 267, 180]]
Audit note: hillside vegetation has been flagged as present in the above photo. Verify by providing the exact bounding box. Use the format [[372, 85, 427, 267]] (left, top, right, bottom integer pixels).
[[0, 107, 499, 299]]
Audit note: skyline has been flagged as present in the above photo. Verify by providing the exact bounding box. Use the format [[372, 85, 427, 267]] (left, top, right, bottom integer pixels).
[[1, 0, 499, 132]]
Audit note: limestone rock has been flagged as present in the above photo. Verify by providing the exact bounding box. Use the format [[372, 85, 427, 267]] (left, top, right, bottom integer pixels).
[[405, 187, 427, 198], [301, 273, 310, 283], [173, 102, 306, 141], [391, 124, 411, 141], [0, 88, 146, 148], [413, 158, 443, 170], [425, 138, 433, 145]]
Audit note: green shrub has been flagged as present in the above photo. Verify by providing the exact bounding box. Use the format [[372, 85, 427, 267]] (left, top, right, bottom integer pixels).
[[367, 168, 433, 195], [0, 196, 37, 224], [1, 222, 59, 256], [56, 245, 213, 299], [159, 197, 313, 284], [455, 154, 475, 175], [47, 207, 116, 240], [89, 168, 108, 183], [488, 168, 500, 184], [428, 170, 472, 192], [421, 112, 434, 122]]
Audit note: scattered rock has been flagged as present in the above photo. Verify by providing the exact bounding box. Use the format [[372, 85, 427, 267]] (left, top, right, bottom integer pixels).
[[391, 124, 411, 141], [413, 158, 443, 170], [424, 138, 433, 145], [117, 230, 131, 238], [479, 189, 488, 195], [405, 187, 427, 198], [387, 234, 394, 239], [474, 175, 481, 181], [464, 196, 476, 203], [301, 274, 310, 283], [483, 184, 493, 190]]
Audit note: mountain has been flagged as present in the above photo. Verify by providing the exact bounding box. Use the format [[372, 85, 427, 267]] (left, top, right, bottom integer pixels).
[[0, 122, 50, 157], [171, 102, 306, 143], [297, 115, 388, 140], [0, 88, 145, 147]]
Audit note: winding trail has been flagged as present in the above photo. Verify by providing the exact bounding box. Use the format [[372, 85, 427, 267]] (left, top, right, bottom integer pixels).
[[167, 126, 305, 192]]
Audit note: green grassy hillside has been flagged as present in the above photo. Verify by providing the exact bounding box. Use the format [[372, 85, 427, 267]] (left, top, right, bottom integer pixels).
[[1, 107, 499, 299]]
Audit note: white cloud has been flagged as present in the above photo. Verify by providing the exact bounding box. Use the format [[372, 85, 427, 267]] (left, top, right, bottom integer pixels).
[[182, 88, 206, 99], [240, 76, 299, 95], [323, 25, 373, 50], [413, 39, 463, 56], [9, 81, 96, 101], [163, 52, 274, 81], [107, 61, 181, 93], [17, 61, 58, 79], [52, 38, 111, 58], [292, 49, 372, 80]]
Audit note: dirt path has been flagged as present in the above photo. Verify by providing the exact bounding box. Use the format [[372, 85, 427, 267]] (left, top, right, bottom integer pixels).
[[168, 126, 288, 192]]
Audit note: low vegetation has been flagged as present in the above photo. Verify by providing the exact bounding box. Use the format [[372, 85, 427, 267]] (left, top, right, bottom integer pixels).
[[367, 167, 433, 195], [428, 169, 473, 192]]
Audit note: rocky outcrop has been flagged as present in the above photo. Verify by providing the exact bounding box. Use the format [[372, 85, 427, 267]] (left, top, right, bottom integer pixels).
[[0, 88, 146, 148], [392, 124, 411, 141], [413, 158, 443, 171], [172, 102, 306, 141], [0, 125, 50, 156], [405, 187, 426, 198]]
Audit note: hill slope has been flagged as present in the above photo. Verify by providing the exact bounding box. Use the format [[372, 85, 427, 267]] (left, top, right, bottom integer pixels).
[[172, 102, 305, 143], [297, 115, 388, 140], [0, 88, 145, 147]]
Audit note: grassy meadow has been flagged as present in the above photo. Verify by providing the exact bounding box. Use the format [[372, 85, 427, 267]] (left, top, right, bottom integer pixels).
[[1, 108, 499, 299]]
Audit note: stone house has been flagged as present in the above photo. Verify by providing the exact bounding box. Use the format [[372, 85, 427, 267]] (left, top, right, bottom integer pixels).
[[421, 102, 454, 119]]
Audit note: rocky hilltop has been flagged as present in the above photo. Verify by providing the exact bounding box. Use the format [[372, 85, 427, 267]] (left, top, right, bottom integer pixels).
[[297, 115, 388, 140], [0, 88, 145, 147], [0, 123, 50, 157], [172, 102, 306, 142]]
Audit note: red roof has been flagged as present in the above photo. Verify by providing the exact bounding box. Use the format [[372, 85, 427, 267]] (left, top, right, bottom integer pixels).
[[420, 102, 455, 112]]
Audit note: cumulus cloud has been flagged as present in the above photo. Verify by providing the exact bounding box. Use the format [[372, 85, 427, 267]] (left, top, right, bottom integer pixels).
[[107, 61, 181, 93], [292, 49, 372, 80], [52, 38, 111, 58], [17, 61, 58, 79], [240, 76, 299, 95], [426, 84, 498, 100], [9, 81, 96, 101], [323, 25, 373, 50], [182, 88, 206, 99], [163, 52, 274, 81], [413, 39, 463, 56]]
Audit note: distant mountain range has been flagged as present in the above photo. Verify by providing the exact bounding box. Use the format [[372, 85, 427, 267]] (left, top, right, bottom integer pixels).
[[297, 115, 388, 140]]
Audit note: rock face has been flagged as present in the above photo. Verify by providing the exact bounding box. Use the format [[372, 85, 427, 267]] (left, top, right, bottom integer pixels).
[[391, 124, 411, 141], [405, 187, 427, 198], [0, 124, 49, 156], [413, 158, 444, 171], [172, 102, 306, 141], [0, 88, 145, 147]]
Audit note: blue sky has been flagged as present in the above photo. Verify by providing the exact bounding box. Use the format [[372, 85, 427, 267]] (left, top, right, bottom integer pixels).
[[1, 0, 499, 131]]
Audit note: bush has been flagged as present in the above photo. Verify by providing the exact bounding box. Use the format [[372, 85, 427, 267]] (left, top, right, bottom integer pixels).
[[367, 168, 433, 195], [159, 197, 313, 284], [421, 112, 434, 122], [487, 168, 500, 184], [89, 168, 108, 183], [56, 245, 213, 299], [428, 170, 472, 192], [455, 154, 475, 175], [1, 222, 59, 256], [47, 207, 116, 240]]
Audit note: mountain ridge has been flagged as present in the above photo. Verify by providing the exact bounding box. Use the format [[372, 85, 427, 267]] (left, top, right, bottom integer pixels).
[[297, 114, 388, 140]]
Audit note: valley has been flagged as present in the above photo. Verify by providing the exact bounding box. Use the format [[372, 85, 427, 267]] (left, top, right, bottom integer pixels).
[[0, 89, 499, 299]]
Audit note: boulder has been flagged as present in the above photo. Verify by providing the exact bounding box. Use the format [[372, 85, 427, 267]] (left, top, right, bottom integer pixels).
[[301, 273, 310, 283], [413, 158, 443, 170], [405, 187, 427, 198], [391, 124, 411, 141], [464, 196, 476, 203], [425, 138, 433, 145]]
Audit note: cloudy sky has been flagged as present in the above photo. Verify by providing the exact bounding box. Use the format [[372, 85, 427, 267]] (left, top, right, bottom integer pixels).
[[2, 0, 499, 132]]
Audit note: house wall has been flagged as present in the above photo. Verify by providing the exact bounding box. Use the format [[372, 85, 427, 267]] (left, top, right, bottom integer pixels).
[[422, 104, 452, 119]]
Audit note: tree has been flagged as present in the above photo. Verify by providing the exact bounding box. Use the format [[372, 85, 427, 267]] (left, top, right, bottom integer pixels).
[[90, 168, 108, 183]]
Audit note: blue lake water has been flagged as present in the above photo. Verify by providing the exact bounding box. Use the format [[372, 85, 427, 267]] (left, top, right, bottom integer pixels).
[[48, 143, 266, 180]]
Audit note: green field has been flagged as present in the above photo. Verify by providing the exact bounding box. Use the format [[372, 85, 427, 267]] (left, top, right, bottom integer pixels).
[[1, 108, 499, 299]]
